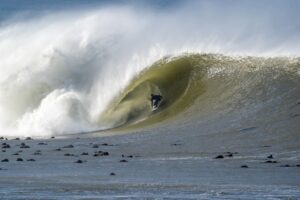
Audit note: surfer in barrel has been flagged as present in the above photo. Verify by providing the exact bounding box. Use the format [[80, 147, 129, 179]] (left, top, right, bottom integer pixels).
[[151, 94, 163, 110]]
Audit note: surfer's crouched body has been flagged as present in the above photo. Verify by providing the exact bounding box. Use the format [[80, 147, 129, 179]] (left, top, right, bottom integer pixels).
[[151, 94, 163, 109]]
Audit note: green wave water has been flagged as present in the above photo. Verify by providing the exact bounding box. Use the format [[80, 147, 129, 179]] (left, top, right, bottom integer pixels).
[[98, 54, 300, 133]]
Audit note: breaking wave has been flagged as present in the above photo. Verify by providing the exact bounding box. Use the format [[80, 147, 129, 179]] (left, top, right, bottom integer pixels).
[[0, 2, 300, 138], [102, 54, 300, 131]]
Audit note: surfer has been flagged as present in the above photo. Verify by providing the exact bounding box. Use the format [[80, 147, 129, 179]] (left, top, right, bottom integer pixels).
[[151, 94, 163, 109]]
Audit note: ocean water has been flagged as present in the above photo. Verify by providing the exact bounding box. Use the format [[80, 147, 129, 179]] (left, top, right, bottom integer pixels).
[[0, 0, 299, 138], [0, 0, 300, 199]]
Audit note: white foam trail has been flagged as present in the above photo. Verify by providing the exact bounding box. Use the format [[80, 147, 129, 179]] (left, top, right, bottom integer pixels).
[[0, 1, 299, 137]]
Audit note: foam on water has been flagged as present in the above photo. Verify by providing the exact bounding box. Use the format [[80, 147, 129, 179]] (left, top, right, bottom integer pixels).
[[0, 1, 300, 137]]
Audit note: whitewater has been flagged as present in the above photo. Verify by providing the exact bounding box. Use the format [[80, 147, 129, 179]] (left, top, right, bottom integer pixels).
[[0, 1, 299, 138]]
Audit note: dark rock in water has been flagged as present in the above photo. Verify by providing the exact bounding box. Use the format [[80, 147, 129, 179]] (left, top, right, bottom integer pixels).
[[63, 145, 74, 148], [171, 143, 182, 146], [75, 160, 83, 163], [2, 150, 6, 152], [25, 137, 32, 140], [12, 153, 19, 155], [122, 154, 134, 158], [215, 155, 224, 159], [92, 144, 99, 148], [33, 151, 42, 155], [224, 152, 233, 157], [27, 159, 35, 162], [93, 151, 109, 157], [102, 143, 115, 146], [263, 145, 271, 148], [81, 152, 89, 155], [241, 165, 248, 168], [38, 142, 47, 145], [1, 158, 9, 162], [20, 143, 30, 148], [55, 148, 62, 151], [2, 143, 10, 149], [51, 136, 55, 139], [64, 153, 74, 157], [110, 172, 116, 176], [296, 164, 300, 167], [267, 154, 273, 159], [0, 137, 4, 140], [120, 159, 128, 163], [14, 138, 20, 140], [16, 158, 23, 161], [265, 160, 277, 163], [280, 164, 291, 167]]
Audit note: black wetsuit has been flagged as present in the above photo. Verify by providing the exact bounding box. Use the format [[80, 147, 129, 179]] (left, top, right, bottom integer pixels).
[[151, 94, 162, 108]]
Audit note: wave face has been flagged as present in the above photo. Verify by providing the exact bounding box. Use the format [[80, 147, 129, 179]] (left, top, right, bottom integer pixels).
[[103, 55, 300, 132], [0, 1, 300, 137]]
